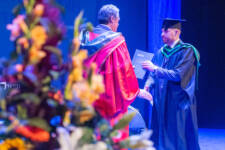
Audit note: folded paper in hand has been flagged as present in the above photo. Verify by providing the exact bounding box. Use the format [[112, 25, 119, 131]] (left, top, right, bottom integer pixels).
[[132, 49, 154, 79]]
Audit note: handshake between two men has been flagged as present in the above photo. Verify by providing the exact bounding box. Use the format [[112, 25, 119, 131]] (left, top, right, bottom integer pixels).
[[137, 60, 158, 105]]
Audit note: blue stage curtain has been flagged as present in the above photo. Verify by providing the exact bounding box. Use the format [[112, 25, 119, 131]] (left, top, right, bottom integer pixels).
[[144, 0, 181, 128], [148, 0, 181, 53]]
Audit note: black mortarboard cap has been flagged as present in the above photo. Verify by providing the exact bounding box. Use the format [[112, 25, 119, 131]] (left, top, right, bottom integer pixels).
[[162, 18, 186, 30]]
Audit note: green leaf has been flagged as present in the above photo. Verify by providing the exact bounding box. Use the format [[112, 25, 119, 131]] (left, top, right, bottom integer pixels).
[[44, 46, 62, 65], [110, 130, 118, 137], [126, 141, 148, 149], [16, 44, 22, 54], [86, 22, 93, 32], [27, 0, 35, 14], [44, 46, 62, 56], [13, 4, 23, 15], [64, 82, 72, 100], [87, 69, 92, 85], [28, 117, 51, 132], [0, 99, 6, 111], [119, 138, 151, 149], [74, 11, 83, 38], [49, 71, 60, 80], [98, 120, 111, 138], [119, 140, 131, 149], [10, 50, 19, 61], [52, 1, 65, 14], [42, 86, 49, 92], [17, 105, 27, 119], [100, 124, 111, 133], [12, 93, 41, 105], [42, 76, 51, 84], [113, 112, 136, 130], [78, 128, 93, 146], [30, 17, 40, 30], [47, 99, 58, 107]]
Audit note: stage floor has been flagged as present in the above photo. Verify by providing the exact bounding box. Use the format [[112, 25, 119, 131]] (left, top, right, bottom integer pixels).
[[199, 128, 225, 150]]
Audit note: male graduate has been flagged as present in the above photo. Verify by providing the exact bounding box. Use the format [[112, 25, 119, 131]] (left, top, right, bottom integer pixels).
[[142, 18, 201, 150]]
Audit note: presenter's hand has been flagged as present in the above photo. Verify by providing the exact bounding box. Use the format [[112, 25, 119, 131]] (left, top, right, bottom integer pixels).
[[138, 89, 153, 105]]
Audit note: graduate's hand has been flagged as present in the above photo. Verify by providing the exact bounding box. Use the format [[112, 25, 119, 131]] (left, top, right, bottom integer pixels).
[[138, 89, 153, 105], [141, 60, 158, 72]]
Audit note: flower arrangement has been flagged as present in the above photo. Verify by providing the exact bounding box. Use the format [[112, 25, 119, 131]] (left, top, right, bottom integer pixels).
[[0, 0, 155, 150]]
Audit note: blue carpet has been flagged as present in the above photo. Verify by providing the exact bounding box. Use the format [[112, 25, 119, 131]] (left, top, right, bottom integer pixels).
[[128, 108, 225, 150], [199, 128, 225, 150]]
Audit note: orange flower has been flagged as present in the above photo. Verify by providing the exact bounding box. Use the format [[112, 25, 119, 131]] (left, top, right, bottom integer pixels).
[[53, 90, 64, 104], [91, 63, 97, 73], [33, 4, 44, 17], [23, 0, 28, 7], [31, 26, 47, 47], [16, 125, 50, 142], [18, 37, 29, 49], [15, 64, 24, 72]]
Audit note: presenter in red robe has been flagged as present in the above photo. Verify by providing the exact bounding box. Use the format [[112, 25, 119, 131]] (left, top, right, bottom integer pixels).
[[81, 4, 140, 128]]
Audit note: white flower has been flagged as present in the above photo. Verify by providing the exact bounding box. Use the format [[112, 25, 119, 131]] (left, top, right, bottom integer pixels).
[[77, 141, 107, 150], [57, 127, 83, 150], [127, 130, 156, 150]]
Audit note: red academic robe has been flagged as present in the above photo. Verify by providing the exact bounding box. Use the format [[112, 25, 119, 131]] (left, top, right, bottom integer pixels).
[[84, 31, 139, 127]]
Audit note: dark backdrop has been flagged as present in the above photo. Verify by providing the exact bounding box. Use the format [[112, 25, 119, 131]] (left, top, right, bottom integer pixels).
[[182, 0, 225, 128]]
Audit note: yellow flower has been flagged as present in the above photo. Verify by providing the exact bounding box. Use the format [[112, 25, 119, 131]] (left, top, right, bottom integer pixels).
[[73, 38, 80, 53], [72, 81, 90, 101], [72, 81, 99, 105], [63, 110, 71, 126], [91, 74, 105, 94], [33, 4, 44, 17], [79, 109, 95, 123], [0, 138, 27, 150], [29, 46, 46, 64], [72, 50, 87, 67], [87, 92, 99, 105], [64, 80, 73, 100], [72, 56, 82, 68], [31, 26, 47, 47], [77, 50, 88, 61], [70, 68, 83, 82]]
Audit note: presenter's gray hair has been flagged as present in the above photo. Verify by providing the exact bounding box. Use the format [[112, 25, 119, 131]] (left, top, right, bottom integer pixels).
[[98, 4, 120, 24]]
